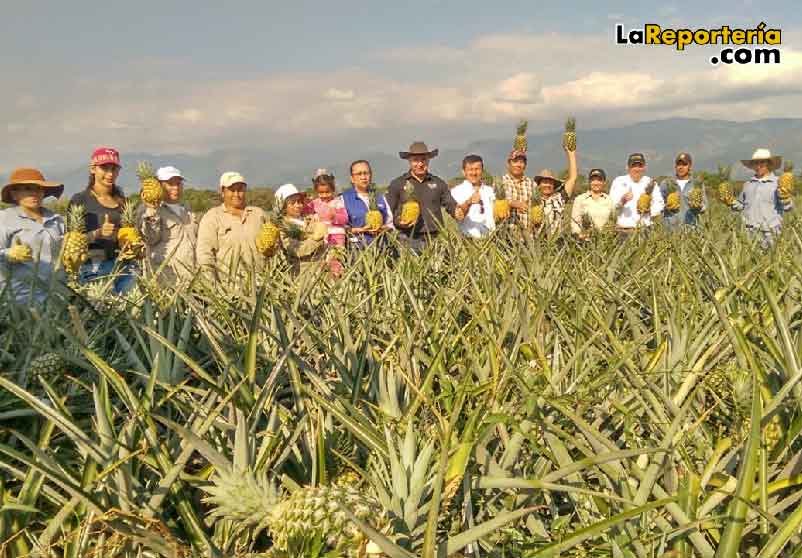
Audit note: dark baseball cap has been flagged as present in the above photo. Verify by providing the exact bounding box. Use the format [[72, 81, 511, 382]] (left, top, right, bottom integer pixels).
[[588, 168, 607, 181], [627, 153, 646, 166], [675, 152, 692, 165]]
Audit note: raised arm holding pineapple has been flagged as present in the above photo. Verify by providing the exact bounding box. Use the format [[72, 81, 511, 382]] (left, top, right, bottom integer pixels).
[[531, 116, 578, 235]]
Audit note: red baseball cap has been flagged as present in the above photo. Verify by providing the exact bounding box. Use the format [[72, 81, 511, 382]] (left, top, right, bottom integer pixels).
[[91, 147, 121, 168]]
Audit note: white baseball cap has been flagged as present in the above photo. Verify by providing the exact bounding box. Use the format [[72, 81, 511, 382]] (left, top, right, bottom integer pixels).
[[274, 183, 303, 206], [219, 172, 247, 189], [156, 166, 184, 181]]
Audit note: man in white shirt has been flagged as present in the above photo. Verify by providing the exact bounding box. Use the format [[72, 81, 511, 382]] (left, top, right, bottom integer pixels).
[[451, 154, 496, 238], [609, 153, 664, 230]]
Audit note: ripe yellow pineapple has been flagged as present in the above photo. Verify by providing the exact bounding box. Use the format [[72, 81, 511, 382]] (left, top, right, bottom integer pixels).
[[717, 165, 736, 206], [778, 161, 795, 203], [137, 161, 162, 205], [562, 116, 577, 152], [62, 204, 89, 278], [530, 188, 544, 228], [117, 199, 144, 260], [400, 180, 420, 224], [257, 201, 282, 257], [493, 181, 511, 221], [513, 120, 528, 152], [688, 176, 704, 210], [665, 181, 681, 212], [637, 182, 655, 216], [365, 191, 384, 231]]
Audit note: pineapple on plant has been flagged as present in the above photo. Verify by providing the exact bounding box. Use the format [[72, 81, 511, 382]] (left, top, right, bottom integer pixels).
[[778, 160, 795, 203], [717, 165, 736, 206], [493, 180, 511, 221], [562, 116, 577, 152], [117, 199, 144, 260], [400, 180, 420, 225], [137, 161, 162, 206], [513, 120, 528, 152], [636, 181, 655, 216], [29, 352, 67, 378], [365, 191, 384, 231], [664, 180, 681, 212], [530, 187, 544, 229], [62, 204, 89, 279]]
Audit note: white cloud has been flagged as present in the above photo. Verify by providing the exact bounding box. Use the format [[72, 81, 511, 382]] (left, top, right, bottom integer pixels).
[[324, 88, 356, 101]]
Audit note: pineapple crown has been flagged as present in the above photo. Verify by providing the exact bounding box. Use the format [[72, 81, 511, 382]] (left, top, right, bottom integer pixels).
[[717, 164, 732, 181], [367, 190, 379, 210], [120, 198, 139, 226], [136, 161, 157, 182], [783, 161, 794, 173], [66, 204, 87, 233], [403, 180, 417, 201], [493, 178, 507, 200], [564, 116, 576, 133], [515, 120, 528, 137]]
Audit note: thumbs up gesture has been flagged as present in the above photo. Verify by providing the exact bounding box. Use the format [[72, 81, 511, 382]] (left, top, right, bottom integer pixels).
[[7, 237, 33, 263], [99, 213, 116, 239]]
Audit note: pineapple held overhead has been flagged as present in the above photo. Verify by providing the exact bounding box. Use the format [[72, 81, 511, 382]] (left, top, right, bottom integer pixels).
[[137, 161, 162, 205], [400, 180, 420, 224], [562, 116, 577, 152], [62, 204, 89, 278], [513, 120, 528, 152], [365, 191, 384, 231]]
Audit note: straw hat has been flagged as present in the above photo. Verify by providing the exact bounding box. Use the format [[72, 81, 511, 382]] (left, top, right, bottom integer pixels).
[[2, 168, 64, 204], [741, 148, 782, 171], [534, 168, 564, 187]]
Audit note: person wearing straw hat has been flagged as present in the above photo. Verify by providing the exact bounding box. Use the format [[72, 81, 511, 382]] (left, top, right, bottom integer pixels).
[[726, 148, 793, 247], [0, 168, 65, 302], [532, 141, 578, 236], [386, 141, 465, 253], [135, 166, 198, 285], [196, 172, 266, 280]]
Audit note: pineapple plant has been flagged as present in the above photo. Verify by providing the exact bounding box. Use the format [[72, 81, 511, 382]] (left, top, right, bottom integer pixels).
[[717, 165, 736, 206], [137, 161, 162, 206], [62, 204, 89, 279], [688, 176, 704, 210], [493, 181, 511, 221], [530, 188, 544, 228], [664, 180, 681, 212], [636, 182, 655, 216], [365, 191, 384, 231], [562, 116, 577, 152], [513, 120, 528, 152], [117, 199, 144, 260], [580, 212, 594, 236], [778, 160, 795, 203], [400, 180, 420, 225]]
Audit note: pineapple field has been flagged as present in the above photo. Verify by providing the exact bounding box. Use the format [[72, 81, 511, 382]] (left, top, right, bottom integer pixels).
[[3, 202, 802, 557]]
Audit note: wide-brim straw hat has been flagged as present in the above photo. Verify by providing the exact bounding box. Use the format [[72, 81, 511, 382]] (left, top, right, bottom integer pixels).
[[534, 168, 564, 188], [741, 148, 782, 171], [2, 168, 64, 204], [399, 141, 439, 160]]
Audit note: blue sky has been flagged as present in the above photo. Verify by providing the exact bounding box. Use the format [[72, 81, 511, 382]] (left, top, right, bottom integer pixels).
[[2, 1, 801, 173]]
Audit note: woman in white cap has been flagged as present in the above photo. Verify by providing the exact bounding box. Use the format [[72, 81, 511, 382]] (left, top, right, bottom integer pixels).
[[136, 166, 198, 284], [0, 168, 65, 303], [727, 148, 793, 247], [274, 184, 328, 275], [196, 172, 266, 280]]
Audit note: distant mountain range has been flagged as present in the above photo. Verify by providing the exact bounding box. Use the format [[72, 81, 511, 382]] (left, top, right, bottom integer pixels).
[[40, 118, 802, 196]]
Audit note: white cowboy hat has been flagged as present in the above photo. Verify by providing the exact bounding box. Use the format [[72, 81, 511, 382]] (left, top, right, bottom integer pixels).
[[741, 148, 782, 171]]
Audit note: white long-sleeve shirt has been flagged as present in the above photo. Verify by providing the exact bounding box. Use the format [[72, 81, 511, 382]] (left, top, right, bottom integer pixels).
[[609, 174, 664, 228], [450, 180, 496, 238]]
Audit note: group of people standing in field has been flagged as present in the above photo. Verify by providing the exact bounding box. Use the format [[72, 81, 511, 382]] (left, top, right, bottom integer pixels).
[[0, 126, 795, 303]]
